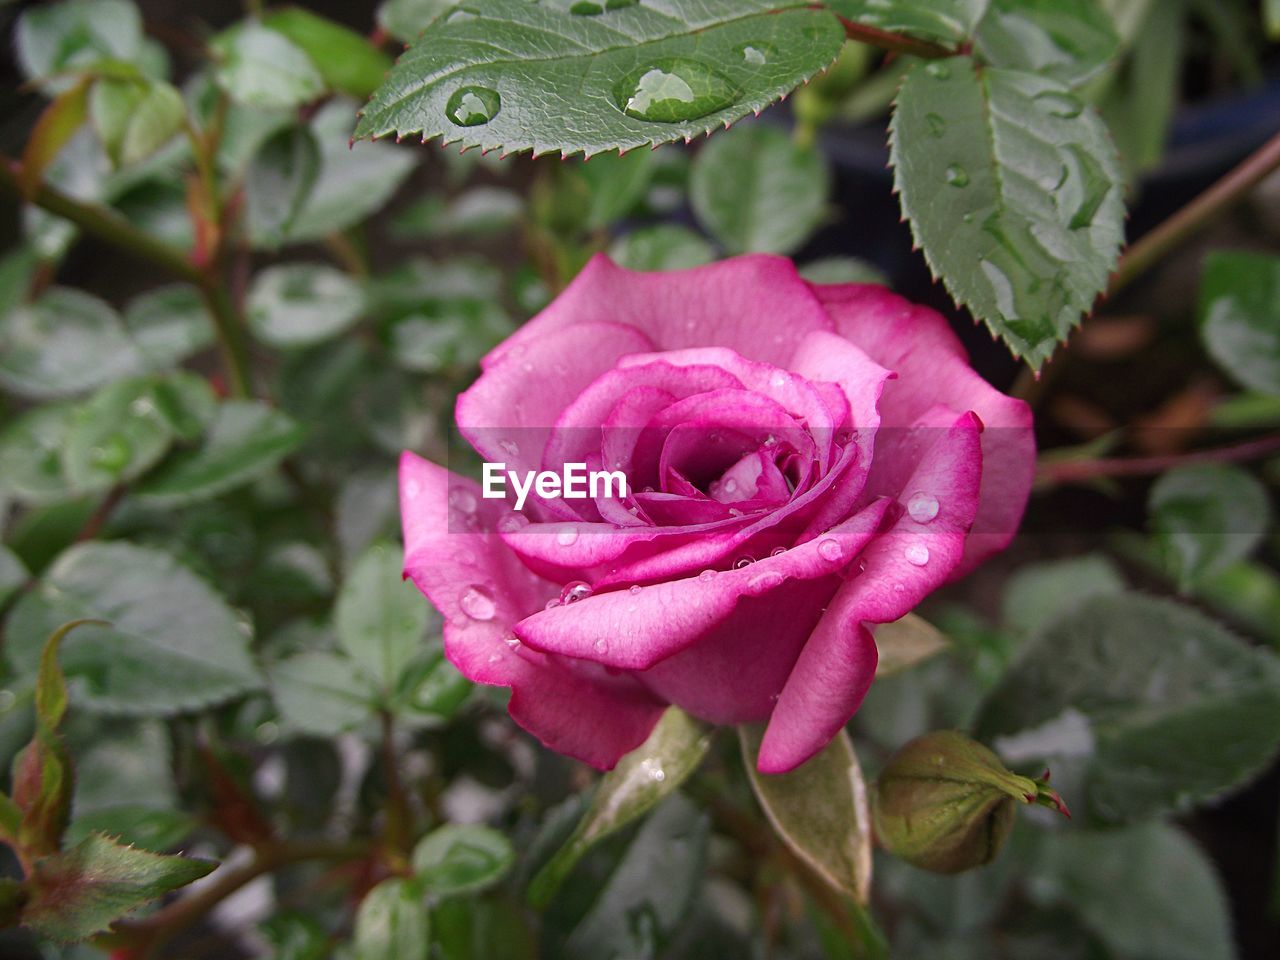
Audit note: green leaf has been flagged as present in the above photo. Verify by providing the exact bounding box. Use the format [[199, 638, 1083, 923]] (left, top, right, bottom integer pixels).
[[739, 725, 871, 903], [529, 707, 712, 908], [609, 225, 716, 271], [89, 78, 185, 167], [690, 123, 830, 255], [890, 57, 1124, 368], [0, 287, 144, 399], [974, 0, 1121, 87], [572, 149, 659, 231], [213, 22, 326, 109], [21, 79, 92, 199], [122, 284, 216, 371], [1149, 463, 1269, 590], [412, 824, 514, 897], [22, 832, 215, 942], [245, 125, 322, 249], [1199, 250, 1280, 396], [269, 651, 375, 736], [826, 0, 989, 46], [135, 400, 305, 505], [378, 0, 460, 43], [5, 542, 263, 715], [975, 594, 1280, 824], [335, 543, 433, 698], [1000, 554, 1124, 636], [0, 404, 78, 505], [392, 187, 525, 241], [289, 100, 417, 242], [1026, 823, 1236, 960], [354, 0, 845, 157], [562, 793, 708, 959], [874, 613, 949, 677], [16, 0, 146, 88], [398, 648, 472, 722], [1268, 0, 1280, 39], [0, 545, 28, 611], [352, 878, 430, 960], [799, 256, 888, 286], [248, 264, 364, 349], [62, 377, 176, 493], [263, 7, 394, 99]]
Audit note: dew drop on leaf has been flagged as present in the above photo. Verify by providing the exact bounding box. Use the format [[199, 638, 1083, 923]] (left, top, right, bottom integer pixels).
[[91, 435, 132, 472], [945, 164, 969, 188], [570, 1, 603, 14], [736, 42, 777, 66], [925, 61, 951, 80], [925, 112, 946, 138], [614, 58, 738, 123], [1033, 90, 1084, 119], [445, 86, 502, 127]]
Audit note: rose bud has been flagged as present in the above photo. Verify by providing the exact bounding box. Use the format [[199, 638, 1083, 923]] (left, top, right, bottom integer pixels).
[[872, 730, 1069, 874]]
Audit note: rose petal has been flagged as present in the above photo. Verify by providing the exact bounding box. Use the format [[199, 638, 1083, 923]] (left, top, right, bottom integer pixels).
[[757, 411, 984, 773], [400, 453, 663, 769]]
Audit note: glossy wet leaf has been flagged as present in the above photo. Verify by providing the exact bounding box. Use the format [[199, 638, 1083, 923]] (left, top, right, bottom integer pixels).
[[609, 225, 716, 271], [529, 707, 712, 907], [89, 78, 186, 167], [248, 263, 364, 348], [289, 100, 417, 242], [5, 541, 263, 714], [1149, 464, 1269, 590], [335, 543, 434, 697], [740, 724, 871, 903], [22, 833, 215, 942], [353, 878, 430, 960], [379, 0, 461, 42], [0, 288, 144, 399], [412, 823, 514, 896], [397, 647, 471, 723], [1199, 250, 1280, 396], [562, 792, 709, 959], [874, 612, 949, 677], [213, 22, 326, 109], [16, 0, 146, 88], [1000, 554, 1124, 636], [245, 125, 322, 249], [262, 7, 393, 99], [691, 123, 830, 255], [355, 0, 844, 157], [826, 0, 988, 46], [269, 651, 375, 736], [135, 401, 305, 505], [976, 594, 1280, 824], [1026, 823, 1235, 960], [0, 545, 28, 610], [974, 0, 1121, 87], [62, 377, 176, 493], [891, 57, 1124, 368], [122, 285, 216, 370], [0, 404, 78, 504]]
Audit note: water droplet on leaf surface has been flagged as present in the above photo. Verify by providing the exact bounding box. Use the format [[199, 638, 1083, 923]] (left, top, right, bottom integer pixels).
[[446, 86, 501, 127], [615, 58, 738, 123], [945, 164, 969, 187]]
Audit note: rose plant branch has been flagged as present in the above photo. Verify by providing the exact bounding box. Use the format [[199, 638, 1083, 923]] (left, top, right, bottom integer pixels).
[[834, 15, 954, 60], [1037, 432, 1280, 486]]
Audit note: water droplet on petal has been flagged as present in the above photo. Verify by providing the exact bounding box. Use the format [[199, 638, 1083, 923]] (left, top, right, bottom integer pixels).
[[698, 569, 717, 582], [770, 547, 786, 558], [615, 58, 738, 123], [629, 584, 643, 595], [557, 527, 579, 546], [448, 487, 477, 513], [561, 581, 593, 603], [817, 538, 843, 562], [905, 543, 930, 567], [907, 492, 940, 523], [497, 513, 529, 534], [733, 556, 754, 569], [445, 86, 502, 127], [460, 585, 497, 621], [769, 371, 788, 388], [498, 438, 520, 457], [748, 570, 784, 592], [544, 597, 561, 611], [593, 637, 610, 654], [945, 164, 969, 188], [504, 635, 522, 650]]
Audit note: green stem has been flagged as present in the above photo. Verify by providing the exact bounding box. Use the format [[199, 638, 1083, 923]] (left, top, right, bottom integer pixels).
[[198, 278, 253, 399], [380, 711, 414, 856], [1109, 129, 1280, 297], [0, 158, 201, 284]]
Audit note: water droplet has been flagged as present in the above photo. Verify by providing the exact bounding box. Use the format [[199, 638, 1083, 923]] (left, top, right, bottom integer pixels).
[[448, 487, 477, 513], [770, 547, 786, 558], [925, 112, 946, 138], [498, 438, 520, 457], [614, 58, 738, 123], [570, 0, 603, 13], [1033, 90, 1083, 119], [594, 637, 610, 654], [544, 597, 561, 611], [945, 164, 969, 188], [736, 41, 777, 66], [606, 0, 638, 7], [722, 478, 738, 494], [817, 538, 843, 562], [91, 435, 132, 473], [129, 396, 156, 418], [925, 61, 951, 80], [748, 570, 783, 592], [640, 757, 666, 781], [445, 86, 502, 127], [733, 556, 754, 569], [698, 569, 717, 582], [561, 581, 593, 603], [907, 492, 939, 523], [557, 528, 579, 547], [460, 585, 497, 621], [504, 635, 522, 650], [629, 584, 643, 595], [497, 513, 528, 534], [769, 371, 788, 388], [905, 543, 930, 567]]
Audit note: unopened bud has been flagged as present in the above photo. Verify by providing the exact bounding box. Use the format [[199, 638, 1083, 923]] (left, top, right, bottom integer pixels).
[[872, 730, 1069, 874]]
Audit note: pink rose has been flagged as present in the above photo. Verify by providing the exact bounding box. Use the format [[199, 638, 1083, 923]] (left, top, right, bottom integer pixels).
[[401, 255, 1033, 773]]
